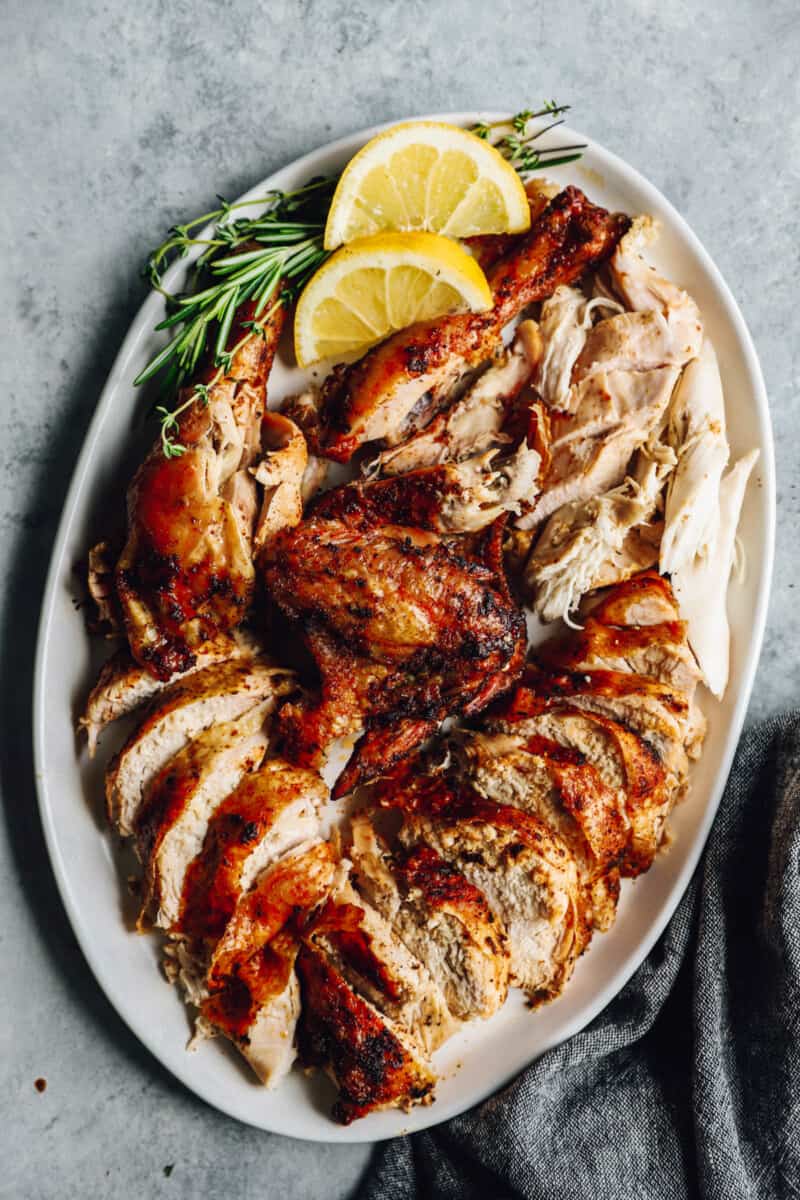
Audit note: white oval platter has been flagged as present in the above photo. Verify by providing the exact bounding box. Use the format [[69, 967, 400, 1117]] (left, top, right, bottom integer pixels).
[[33, 113, 775, 1142]]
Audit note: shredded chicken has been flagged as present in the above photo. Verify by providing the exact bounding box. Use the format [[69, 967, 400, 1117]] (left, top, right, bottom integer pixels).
[[672, 449, 759, 697], [252, 411, 308, 554], [535, 286, 624, 408], [527, 444, 676, 623], [660, 338, 729, 574]]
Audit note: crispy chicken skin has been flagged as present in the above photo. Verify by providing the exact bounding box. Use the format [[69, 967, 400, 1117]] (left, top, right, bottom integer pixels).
[[263, 480, 526, 794], [178, 759, 325, 943], [116, 297, 286, 680], [296, 939, 436, 1124], [315, 188, 629, 463], [201, 841, 336, 1085], [486, 572, 703, 874]]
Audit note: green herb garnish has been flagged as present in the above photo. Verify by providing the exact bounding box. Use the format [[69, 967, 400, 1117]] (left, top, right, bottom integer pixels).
[[136, 179, 334, 456], [471, 103, 587, 174]]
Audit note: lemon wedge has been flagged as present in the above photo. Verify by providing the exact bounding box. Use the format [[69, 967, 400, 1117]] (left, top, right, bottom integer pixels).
[[323, 121, 530, 249], [294, 231, 493, 366]]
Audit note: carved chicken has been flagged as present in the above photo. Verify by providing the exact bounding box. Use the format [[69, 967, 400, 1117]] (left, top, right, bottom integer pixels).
[[310, 187, 629, 463], [115, 297, 288, 680], [263, 471, 528, 796]]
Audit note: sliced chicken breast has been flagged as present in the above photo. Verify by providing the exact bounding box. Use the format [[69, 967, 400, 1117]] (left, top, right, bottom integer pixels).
[[296, 938, 436, 1124], [135, 705, 271, 929], [307, 877, 459, 1056], [390, 778, 588, 1004], [106, 658, 292, 836], [485, 695, 671, 876], [349, 813, 509, 1021], [202, 841, 337, 1088], [539, 616, 701, 698], [178, 758, 326, 943], [452, 728, 626, 931], [521, 661, 690, 780], [81, 629, 262, 756]]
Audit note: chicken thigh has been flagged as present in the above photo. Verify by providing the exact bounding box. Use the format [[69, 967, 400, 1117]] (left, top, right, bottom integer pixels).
[[262, 473, 527, 795]]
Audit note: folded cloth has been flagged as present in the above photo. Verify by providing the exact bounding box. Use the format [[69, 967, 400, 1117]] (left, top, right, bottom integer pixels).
[[356, 713, 800, 1200]]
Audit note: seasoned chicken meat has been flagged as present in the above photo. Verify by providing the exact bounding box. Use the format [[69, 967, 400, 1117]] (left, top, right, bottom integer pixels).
[[451, 728, 626, 931], [296, 938, 436, 1124], [313, 188, 629, 462], [263, 474, 526, 794], [349, 813, 509, 1021], [115, 297, 286, 679], [136, 704, 270, 929], [201, 840, 337, 1087], [178, 758, 326, 944], [105, 657, 292, 836], [487, 573, 704, 874], [368, 320, 542, 477], [80, 628, 262, 756], [526, 446, 675, 621], [306, 876, 459, 1055], [381, 774, 588, 1003]]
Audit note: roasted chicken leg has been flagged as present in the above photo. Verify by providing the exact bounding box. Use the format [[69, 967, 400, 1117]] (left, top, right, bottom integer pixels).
[[116, 297, 286, 679]]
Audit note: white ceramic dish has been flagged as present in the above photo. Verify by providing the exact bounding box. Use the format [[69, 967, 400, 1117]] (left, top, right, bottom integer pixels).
[[33, 113, 775, 1142]]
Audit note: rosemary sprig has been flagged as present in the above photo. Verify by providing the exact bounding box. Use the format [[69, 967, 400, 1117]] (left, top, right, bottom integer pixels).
[[136, 178, 335, 456], [471, 103, 587, 175]]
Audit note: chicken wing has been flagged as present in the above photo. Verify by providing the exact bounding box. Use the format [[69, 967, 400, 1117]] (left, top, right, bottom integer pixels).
[[314, 188, 629, 463]]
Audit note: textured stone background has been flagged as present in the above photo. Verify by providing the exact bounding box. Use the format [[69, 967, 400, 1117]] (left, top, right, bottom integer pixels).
[[1, 1, 797, 1196]]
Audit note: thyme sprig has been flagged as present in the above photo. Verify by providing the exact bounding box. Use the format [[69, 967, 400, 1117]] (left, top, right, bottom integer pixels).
[[136, 178, 335, 456], [471, 103, 587, 175]]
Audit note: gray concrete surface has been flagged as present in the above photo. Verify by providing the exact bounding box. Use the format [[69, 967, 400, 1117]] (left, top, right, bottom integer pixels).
[[1, 1, 797, 1196]]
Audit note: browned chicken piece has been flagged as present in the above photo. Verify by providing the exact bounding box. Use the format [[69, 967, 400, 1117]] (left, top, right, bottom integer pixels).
[[80, 628, 262, 756], [177, 758, 326, 944], [378, 773, 589, 1004], [105, 657, 293, 836], [484, 691, 670, 877], [115, 297, 286, 680], [538, 616, 701, 697], [487, 572, 704, 873], [305, 876, 458, 1055], [349, 812, 510, 1020], [200, 840, 337, 1088], [263, 476, 526, 795], [451, 729, 626, 931], [313, 188, 629, 463], [586, 569, 679, 626], [296, 938, 436, 1124], [368, 320, 542, 477], [136, 704, 270, 930]]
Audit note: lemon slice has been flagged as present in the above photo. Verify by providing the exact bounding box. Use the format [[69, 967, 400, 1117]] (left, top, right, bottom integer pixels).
[[324, 121, 530, 249], [294, 231, 492, 366]]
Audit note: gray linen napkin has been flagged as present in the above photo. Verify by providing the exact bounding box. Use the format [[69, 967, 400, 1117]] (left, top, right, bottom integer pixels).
[[356, 713, 800, 1200]]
